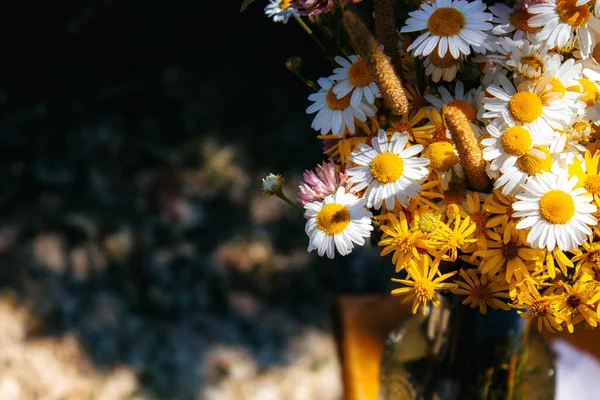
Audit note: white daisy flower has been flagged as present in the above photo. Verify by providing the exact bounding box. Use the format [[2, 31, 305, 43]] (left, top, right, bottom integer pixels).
[[513, 172, 597, 251], [400, 0, 493, 59], [306, 77, 377, 137], [549, 116, 591, 155], [494, 145, 558, 196], [482, 119, 550, 172], [304, 187, 373, 259], [347, 130, 430, 210], [506, 40, 553, 80], [330, 55, 381, 106], [264, 0, 298, 23], [423, 48, 460, 82], [482, 74, 573, 133], [489, 3, 539, 41], [426, 81, 479, 122], [426, 81, 483, 136], [528, 0, 600, 59]]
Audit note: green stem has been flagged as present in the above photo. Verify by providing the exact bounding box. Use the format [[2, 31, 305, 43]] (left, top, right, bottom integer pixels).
[[277, 190, 305, 212], [292, 71, 318, 91], [294, 16, 325, 51]]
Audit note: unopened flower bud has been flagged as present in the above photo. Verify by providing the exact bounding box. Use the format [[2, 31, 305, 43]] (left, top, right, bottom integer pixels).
[[285, 56, 303, 74], [262, 173, 284, 195]]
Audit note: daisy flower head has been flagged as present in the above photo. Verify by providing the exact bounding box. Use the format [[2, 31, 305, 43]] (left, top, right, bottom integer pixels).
[[425, 81, 477, 119], [505, 39, 554, 80], [489, 3, 540, 41], [330, 55, 381, 106], [493, 145, 556, 196], [264, 0, 298, 23], [347, 130, 430, 210], [512, 172, 598, 251], [400, 0, 493, 59], [528, 0, 600, 59], [423, 48, 460, 83], [306, 77, 377, 137], [482, 119, 551, 172], [482, 74, 574, 133], [304, 187, 373, 259]]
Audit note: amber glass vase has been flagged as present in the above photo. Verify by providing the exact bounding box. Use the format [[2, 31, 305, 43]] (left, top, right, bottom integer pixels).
[[379, 296, 556, 400]]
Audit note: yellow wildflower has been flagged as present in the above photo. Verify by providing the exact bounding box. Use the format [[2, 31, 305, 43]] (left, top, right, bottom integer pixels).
[[555, 280, 600, 332], [427, 213, 477, 261], [391, 255, 457, 315], [452, 268, 511, 314], [379, 211, 429, 272]]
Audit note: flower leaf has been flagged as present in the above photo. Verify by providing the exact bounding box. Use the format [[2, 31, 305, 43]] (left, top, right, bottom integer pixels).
[[240, 0, 256, 13]]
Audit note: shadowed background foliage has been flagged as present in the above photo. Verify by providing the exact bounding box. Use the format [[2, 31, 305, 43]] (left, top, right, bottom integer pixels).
[[0, 1, 391, 398]]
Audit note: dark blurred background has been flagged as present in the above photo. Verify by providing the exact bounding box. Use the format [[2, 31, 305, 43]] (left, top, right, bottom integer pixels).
[[0, 1, 390, 398]]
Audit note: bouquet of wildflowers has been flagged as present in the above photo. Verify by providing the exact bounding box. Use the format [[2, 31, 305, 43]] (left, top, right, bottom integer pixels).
[[257, 0, 600, 334]]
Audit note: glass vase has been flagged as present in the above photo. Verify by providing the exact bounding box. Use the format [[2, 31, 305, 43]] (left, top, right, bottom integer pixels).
[[378, 295, 556, 400]]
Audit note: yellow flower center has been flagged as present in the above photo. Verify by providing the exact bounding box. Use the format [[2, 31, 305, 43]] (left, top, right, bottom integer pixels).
[[593, 43, 600, 64], [566, 294, 582, 309], [502, 240, 520, 260], [425, 141, 458, 171], [427, 7, 466, 37], [588, 249, 600, 264], [394, 233, 417, 254], [447, 100, 477, 122], [417, 215, 438, 234], [370, 152, 404, 184], [584, 175, 600, 194], [429, 47, 458, 68], [348, 60, 372, 88], [539, 190, 575, 224], [501, 126, 532, 156], [531, 300, 548, 317], [442, 184, 465, 205], [280, 0, 291, 9], [471, 211, 488, 236], [578, 78, 599, 107], [519, 55, 545, 78], [326, 87, 352, 110], [316, 203, 351, 235], [508, 91, 543, 124], [569, 119, 592, 142], [515, 146, 552, 175], [414, 280, 435, 300], [472, 284, 492, 303], [556, 0, 590, 27], [550, 77, 566, 98], [510, 9, 539, 33]]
